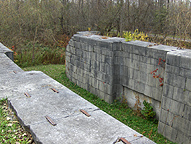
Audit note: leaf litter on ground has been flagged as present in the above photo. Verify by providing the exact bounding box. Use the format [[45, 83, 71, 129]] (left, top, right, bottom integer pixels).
[[0, 99, 34, 144]]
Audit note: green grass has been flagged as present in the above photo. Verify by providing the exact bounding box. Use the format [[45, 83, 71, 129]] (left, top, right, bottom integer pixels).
[[0, 99, 32, 143], [13, 42, 65, 68], [23, 64, 176, 144]]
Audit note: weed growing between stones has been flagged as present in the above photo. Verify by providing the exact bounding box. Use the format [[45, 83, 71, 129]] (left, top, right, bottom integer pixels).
[[141, 100, 156, 122]]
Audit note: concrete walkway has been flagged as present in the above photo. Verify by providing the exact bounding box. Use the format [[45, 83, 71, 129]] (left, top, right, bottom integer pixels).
[[0, 43, 156, 144]]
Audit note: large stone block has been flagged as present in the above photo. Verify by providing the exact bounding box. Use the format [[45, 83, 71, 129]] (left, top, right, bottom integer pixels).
[[185, 91, 191, 107], [158, 122, 177, 142], [138, 62, 147, 73], [84, 64, 90, 72], [98, 90, 105, 100], [132, 60, 141, 70], [180, 68, 191, 78], [180, 51, 191, 69], [105, 64, 112, 75], [119, 65, 124, 76], [96, 61, 100, 71], [74, 41, 81, 49], [132, 69, 140, 81], [104, 84, 112, 95], [94, 46, 102, 54], [123, 52, 130, 58], [88, 44, 94, 52], [173, 87, 186, 103], [170, 100, 184, 116], [146, 73, 158, 87], [123, 66, 129, 77], [97, 40, 112, 50], [186, 78, 191, 91], [121, 76, 129, 87], [151, 87, 163, 101], [164, 73, 186, 89], [131, 42, 147, 56], [139, 55, 147, 63], [150, 58, 160, 66], [100, 62, 105, 72], [97, 72, 105, 81], [123, 57, 131, 67], [184, 105, 191, 121], [144, 85, 152, 97], [91, 53, 97, 61], [159, 108, 175, 127], [101, 55, 106, 63], [139, 71, 147, 84], [105, 74, 112, 84], [163, 84, 174, 98], [146, 48, 154, 59], [176, 131, 191, 144], [127, 78, 135, 90], [68, 39, 74, 47], [173, 117, 191, 136], [114, 65, 120, 75], [166, 51, 181, 67], [161, 96, 172, 110], [73, 34, 80, 42], [98, 80, 105, 92], [132, 53, 139, 61], [104, 93, 113, 104], [91, 78, 98, 89], [172, 75, 186, 89], [152, 50, 166, 60], [96, 54, 102, 62], [146, 64, 156, 74], [165, 64, 180, 75], [134, 80, 145, 94], [101, 48, 112, 57], [121, 42, 131, 53], [105, 56, 113, 65], [119, 57, 124, 66]]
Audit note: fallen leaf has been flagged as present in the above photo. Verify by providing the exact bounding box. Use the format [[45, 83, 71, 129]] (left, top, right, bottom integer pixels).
[[7, 117, 11, 121], [7, 123, 13, 127], [8, 130, 12, 133]]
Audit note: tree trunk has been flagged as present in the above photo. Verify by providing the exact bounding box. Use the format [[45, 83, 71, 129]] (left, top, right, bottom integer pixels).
[[120, 0, 124, 37]]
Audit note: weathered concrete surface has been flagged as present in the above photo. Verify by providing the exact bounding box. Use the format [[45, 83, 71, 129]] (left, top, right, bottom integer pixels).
[[0, 43, 155, 143]]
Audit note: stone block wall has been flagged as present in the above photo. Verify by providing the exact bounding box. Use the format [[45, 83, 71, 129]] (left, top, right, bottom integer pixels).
[[66, 31, 191, 144], [158, 50, 191, 144], [66, 32, 123, 103], [115, 41, 177, 118]]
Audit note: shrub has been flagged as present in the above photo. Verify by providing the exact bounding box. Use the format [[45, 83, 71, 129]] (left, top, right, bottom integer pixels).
[[123, 29, 148, 42], [141, 100, 156, 120]]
